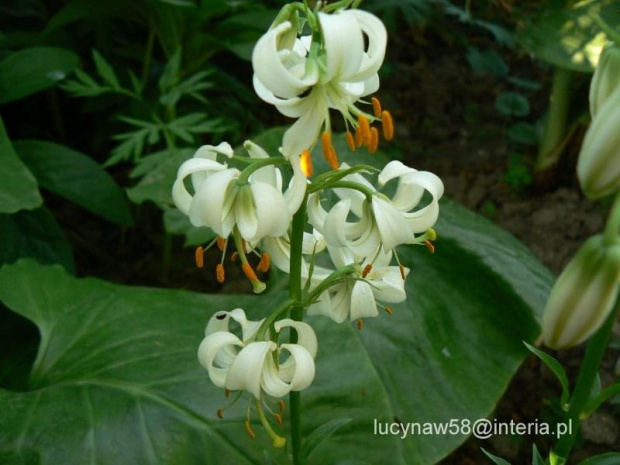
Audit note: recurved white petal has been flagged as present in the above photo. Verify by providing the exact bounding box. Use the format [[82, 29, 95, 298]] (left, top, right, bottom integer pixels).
[[251, 182, 290, 240], [235, 185, 259, 241], [275, 319, 318, 358], [198, 332, 243, 388], [273, 344, 315, 392], [225, 341, 275, 399], [282, 87, 327, 158], [283, 153, 308, 216], [368, 266, 409, 303], [189, 168, 238, 233], [372, 196, 413, 250], [346, 9, 387, 82], [350, 280, 379, 320]]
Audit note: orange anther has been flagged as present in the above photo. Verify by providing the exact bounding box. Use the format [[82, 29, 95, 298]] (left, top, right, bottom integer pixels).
[[225, 389, 231, 398], [300, 149, 313, 177], [356, 319, 364, 331], [372, 97, 382, 118], [355, 126, 363, 147], [361, 264, 372, 278], [369, 127, 379, 154], [382, 110, 394, 141], [216, 263, 225, 283], [216, 237, 226, 252], [278, 400, 286, 412], [217, 409, 224, 419], [358, 114, 371, 146], [384, 306, 394, 316], [244, 420, 257, 439], [257, 253, 270, 273], [242, 262, 258, 282], [274, 413, 283, 426], [321, 132, 332, 161], [195, 247, 204, 269], [327, 146, 339, 170], [424, 240, 435, 254], [399, 263, 406, 280], [346, 131, 356, 151], [231, 251, 238, 262]]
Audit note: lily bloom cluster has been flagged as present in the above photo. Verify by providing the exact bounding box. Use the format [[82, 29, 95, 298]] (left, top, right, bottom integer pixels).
[[171, 0, 444, 445], [542, 44, 620, 350]]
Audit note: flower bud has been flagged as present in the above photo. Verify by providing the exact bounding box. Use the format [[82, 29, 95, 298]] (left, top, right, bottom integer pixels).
[[577, 86, 620, 199], [590, 45, 620, 117], [542, 235, 620, 350]]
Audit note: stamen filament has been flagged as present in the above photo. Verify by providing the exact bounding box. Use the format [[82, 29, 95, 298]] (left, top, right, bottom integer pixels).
[[254, 398, 286, 448]]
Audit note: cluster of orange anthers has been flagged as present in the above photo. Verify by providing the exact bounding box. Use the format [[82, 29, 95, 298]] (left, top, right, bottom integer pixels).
[[194, 237, 270, 288]]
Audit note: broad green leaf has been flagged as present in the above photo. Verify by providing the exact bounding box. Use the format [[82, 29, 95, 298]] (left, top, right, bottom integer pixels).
[[0, 47, 78, 104], [482, 448, 512, 465], [302, 418, 352, 460], [579, 453, 620, 465], [0, 260, 401, 464], [495, 92, 530, 117], [0, 207, 74, 272], [0, 117, 42, 213], [524, 342, 570, 407], [14, 141, 133, 226], [517, 0, 620, 72]]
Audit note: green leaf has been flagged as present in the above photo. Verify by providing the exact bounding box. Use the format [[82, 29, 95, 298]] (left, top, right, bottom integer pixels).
[[495, 92, 530, 117], [0, 47, 79, 104], [163, 208, 215, 246], [92, 50, 120, 90], [579, 453, 620, 465], [302, 418, 352, 460], [482, 448, 512, 465], [507, 123, 539, 145], [14, 141, 133, 226], [466, 47, 509, 77], [524, 342, 570, 407], [127, 148, 193, 207], [0, 207, 74, 272], [517, 0, 620, 72], [0, 260, 402, 464], [0, 117, 42, 213], [532, 444, 545, 465]]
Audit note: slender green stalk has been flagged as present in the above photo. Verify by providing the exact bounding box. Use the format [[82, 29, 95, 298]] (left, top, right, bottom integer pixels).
[[536, 67, 573, 171], [552, 296, 620, 462], [288, 195, 307, 465]]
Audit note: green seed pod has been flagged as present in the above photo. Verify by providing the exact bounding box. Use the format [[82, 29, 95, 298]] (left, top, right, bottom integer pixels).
[[590, 45, 620, 118], [542, 235, 620, 350], [578, 86, 620, 199]]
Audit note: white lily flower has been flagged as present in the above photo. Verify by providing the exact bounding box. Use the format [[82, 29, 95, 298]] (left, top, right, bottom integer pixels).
[[252, 9, 387, 157], [308, 246, 409, 323], [172, 140, 307, 242], [308, 161, 444, 255], [198, 309, 318, 399]]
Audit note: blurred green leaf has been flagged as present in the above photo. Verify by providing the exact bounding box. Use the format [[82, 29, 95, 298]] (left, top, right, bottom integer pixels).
[[0, 47, 78, 104], [14, 141, 133, 226], [517, 0, 620, 72], [92, 50, 120, 90], [466, 47, 509, 77], [0, 208, 74, 272], [163, 208, 215, 246], [507, 123, 538, 145], [495, 92, 530, 117], [579, 453, 620, 465], [302, 418, 352, 460], [482, 448, 512, 465], [0, 117, 42, 214], [532, 444, 545, 465]]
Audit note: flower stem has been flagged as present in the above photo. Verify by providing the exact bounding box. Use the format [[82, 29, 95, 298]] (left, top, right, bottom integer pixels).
[[603, 191, 620, 246], [236, 157, 288, 186], [288, 195, 307, 465], [552, 295, 620, 462]]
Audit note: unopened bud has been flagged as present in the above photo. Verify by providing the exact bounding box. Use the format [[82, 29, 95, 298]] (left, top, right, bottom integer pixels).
[[590, 45, 620, 117], [542, 235, 620, 350], [578, 86, 620, 199]]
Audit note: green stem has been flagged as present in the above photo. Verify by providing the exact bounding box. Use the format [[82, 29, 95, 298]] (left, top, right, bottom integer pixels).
[[603, 192, 620, 245], [310, 180, 374, 202], [256, 300, 295, 341], [536, 67, 573, 171], [307, 265, 357, 302], [237, 157, 288, 185], [552, 297, 620, 462], [288, 195, 307, 465], [141, 24, 155, 86]]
